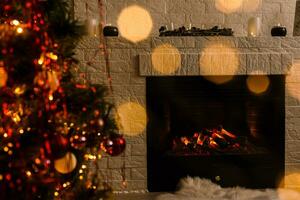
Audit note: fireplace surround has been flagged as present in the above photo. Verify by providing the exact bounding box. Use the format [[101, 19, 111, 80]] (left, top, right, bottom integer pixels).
[[76, 37, 300, 191], [147, 76, 285, 191]]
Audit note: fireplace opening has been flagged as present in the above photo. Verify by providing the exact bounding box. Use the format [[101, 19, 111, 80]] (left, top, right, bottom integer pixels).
[[147, 76, 285, 192]]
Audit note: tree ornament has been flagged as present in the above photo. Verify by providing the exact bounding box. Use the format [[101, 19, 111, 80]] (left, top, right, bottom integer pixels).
[[70, 134, 87, 150], [101, 134, 126, 156], [54, 152, 77, 174], [0, 67, 8, 88], [47, 71, 60, 92]]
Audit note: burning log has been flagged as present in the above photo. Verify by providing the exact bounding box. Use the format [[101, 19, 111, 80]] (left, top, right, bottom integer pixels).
[[172, 126, 242, 155]]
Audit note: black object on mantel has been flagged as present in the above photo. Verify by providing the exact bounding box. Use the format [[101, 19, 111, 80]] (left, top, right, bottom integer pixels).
[[271, 26, 287, 37], [103, 25, 119, 37], [159, 26, 234, 36]]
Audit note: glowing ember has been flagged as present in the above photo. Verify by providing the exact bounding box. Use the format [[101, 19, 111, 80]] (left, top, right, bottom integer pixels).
[[172, 126, 244, 155]]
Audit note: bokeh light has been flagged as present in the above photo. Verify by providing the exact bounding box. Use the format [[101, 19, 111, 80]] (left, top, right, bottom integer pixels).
[[117, 5, 153, 43], [243, 0, 261, 12], [215, 0, 243, 14], [277, 173, 300, 199], [204, 76, 234, 85], [115, 102, 147, 136], [246, 75, 270, 94], [151, 44, 181, 74], [199, 43, 239, 84], [0, 67, 8, 88]]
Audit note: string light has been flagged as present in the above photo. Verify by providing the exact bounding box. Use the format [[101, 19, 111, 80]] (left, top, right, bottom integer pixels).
[[54, 191, 59, 197], [26, 171, 32, 177], [16, 27, 24, 34], [11, 20, 20, 26]]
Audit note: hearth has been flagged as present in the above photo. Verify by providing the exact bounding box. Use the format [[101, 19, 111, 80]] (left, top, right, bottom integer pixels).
[[147, 76, 285, 192]]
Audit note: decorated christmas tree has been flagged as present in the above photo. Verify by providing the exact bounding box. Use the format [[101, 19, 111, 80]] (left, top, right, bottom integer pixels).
[[0, 0, 125, 199]]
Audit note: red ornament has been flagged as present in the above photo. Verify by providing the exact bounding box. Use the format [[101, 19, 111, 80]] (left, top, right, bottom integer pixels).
[[101, 134, 126, 156]]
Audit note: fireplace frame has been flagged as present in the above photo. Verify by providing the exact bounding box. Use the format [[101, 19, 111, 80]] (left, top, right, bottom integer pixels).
[[146, 75, 285, 192]]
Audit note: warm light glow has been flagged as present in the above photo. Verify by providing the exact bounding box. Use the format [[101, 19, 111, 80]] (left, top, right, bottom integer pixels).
[[116, 102, 147, 136], [199, 43, 239, 84], [54, 152, 77, 174], [243, 0, 261, 12], [54, 192, 59, 197], [0, 67, 8, 88], [151, 44, 181, 74], [26, 171, 32, 177], [14, 85, 26, 95], [215, 0, 243, 14], [277, 173, 300, 199], [204, 76, 234, 85], [16, 27, 24, 34], [47, 52, 58, 61], [11, 20, 20, 26], [38, 55, 44, 65], [117, 5, 153, 43], [246, 75, 270, 94]]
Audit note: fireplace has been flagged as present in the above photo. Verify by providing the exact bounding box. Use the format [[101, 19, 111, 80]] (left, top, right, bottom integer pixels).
[[147, 76, 285, 192]]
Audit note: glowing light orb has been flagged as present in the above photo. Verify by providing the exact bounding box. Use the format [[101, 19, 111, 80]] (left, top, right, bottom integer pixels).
[[115, 102, 147, 136], [54, 152, 77, 174], [277, 173, 300, 199], [199, 43, 239, 84], [16, 27, 24, 34], [204, 76, 234, 85], [215, 0, 243, 14], [278, 189, 300, 200], [118, 5, 153, 43], [243, 0, 261, 12], [151, 44, 181, 74], [0, 67, 8, 88], [246, 75, 270, 94]]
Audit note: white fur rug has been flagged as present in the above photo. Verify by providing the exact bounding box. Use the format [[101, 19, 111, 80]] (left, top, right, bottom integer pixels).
[[156, 177, 300, 200]]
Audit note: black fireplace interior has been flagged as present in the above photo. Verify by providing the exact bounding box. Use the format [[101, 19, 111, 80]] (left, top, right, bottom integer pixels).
[[147, 76, 285, 192]]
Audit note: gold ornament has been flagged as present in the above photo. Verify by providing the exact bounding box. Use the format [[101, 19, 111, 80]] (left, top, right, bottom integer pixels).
[[0, 67, 8, 88], [54, 152, 77, 174], [47, 71, 60, 92]]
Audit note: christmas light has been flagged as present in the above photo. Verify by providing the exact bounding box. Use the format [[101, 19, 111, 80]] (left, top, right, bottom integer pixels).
[[16, 27, 24, 34], [26, 171, 32, 177], [11, 20, 20, 26]]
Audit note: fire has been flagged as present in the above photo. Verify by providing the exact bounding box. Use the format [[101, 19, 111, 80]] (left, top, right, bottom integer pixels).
[[173, 126, 242, 155]]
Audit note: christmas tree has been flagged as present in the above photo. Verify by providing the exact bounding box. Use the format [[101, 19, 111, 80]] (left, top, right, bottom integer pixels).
[[0, 0, 125, 199]]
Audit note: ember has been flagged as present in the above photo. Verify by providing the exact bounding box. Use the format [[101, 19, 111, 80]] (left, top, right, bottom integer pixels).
[[172, 126, 245, 155]]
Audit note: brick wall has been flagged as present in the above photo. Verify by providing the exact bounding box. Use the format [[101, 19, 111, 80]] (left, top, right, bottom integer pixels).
[[74, 0, 297, 36], [73, 0, 300, 192]]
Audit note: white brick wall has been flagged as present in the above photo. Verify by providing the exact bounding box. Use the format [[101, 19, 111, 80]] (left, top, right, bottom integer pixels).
[[75, 0, 297, 36]]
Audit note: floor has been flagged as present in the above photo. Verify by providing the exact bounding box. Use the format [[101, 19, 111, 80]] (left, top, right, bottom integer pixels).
[[115, 193, 162, 200]]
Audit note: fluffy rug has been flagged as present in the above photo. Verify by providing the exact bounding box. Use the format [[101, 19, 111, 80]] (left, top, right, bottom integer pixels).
[[156, 177, 300, 200]]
